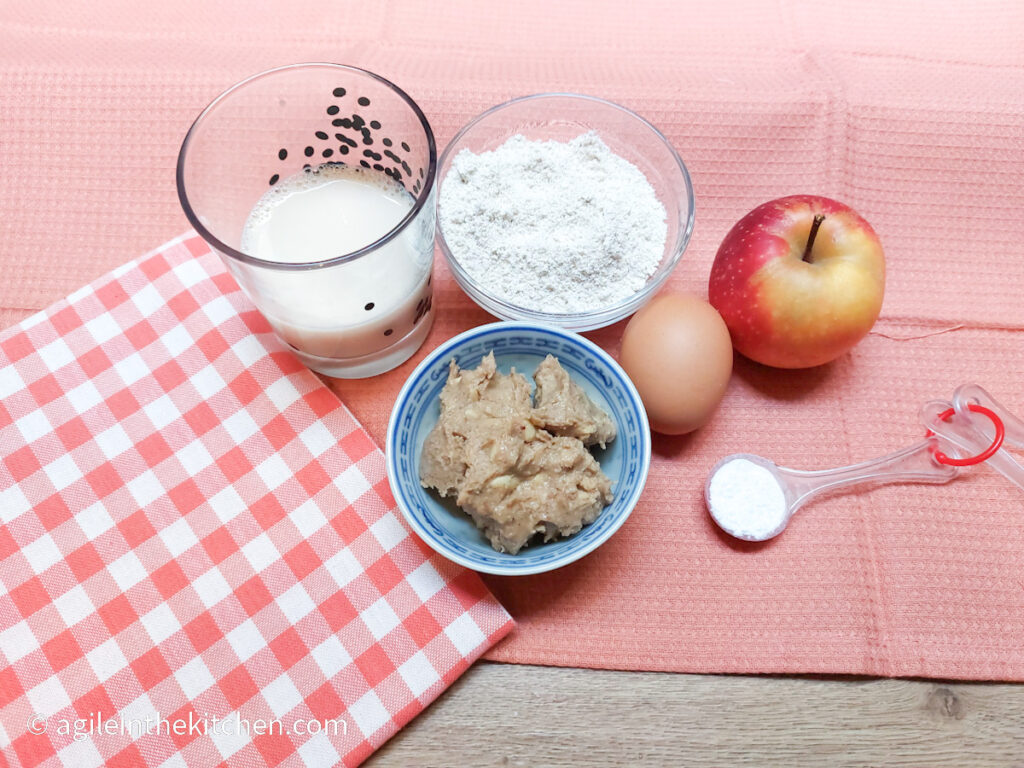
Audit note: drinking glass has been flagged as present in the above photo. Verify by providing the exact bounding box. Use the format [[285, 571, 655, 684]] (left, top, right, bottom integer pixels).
[[177, 63, 436, 378]]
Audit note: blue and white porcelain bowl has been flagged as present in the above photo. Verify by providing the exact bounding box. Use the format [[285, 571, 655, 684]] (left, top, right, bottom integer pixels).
[[385, 322, 651, 576]]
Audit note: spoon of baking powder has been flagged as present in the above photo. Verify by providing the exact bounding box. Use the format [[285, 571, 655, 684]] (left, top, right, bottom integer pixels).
[[705, 441, 960, 542]]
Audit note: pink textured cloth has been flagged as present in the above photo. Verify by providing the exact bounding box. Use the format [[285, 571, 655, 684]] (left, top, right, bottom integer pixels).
[[0, 234, 512, 767], [2, 1, 1024, 680]]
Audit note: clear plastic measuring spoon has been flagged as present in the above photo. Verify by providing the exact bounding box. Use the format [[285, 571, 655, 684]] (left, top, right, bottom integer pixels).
[[707, 394, 1010, 542], [923, 384, 1024, 492], [706, 440, 960, 542]]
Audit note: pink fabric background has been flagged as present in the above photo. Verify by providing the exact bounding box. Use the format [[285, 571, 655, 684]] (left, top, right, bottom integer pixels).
[[2, 1, 1024, 679]]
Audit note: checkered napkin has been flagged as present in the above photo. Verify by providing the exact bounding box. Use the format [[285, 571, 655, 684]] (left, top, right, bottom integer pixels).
[[0, 233, 513, 768]]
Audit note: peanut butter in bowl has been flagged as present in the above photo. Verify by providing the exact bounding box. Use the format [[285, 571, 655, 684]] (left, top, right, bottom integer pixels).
[[419, 352, 616, 554]]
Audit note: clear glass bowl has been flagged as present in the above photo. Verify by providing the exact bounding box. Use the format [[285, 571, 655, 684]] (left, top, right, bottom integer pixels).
[[435, 93, 695, 332]]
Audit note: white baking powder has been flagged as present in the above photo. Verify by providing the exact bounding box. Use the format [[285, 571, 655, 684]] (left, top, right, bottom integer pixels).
[[707, 458, 789, 540], [439, 132, 667, 314]]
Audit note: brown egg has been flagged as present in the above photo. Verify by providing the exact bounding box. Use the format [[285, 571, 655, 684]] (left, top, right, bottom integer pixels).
[[619, 293, 733, 435]]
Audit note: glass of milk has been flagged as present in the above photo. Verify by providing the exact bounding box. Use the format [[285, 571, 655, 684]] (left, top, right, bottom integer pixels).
[[177, 64, 436, 378]]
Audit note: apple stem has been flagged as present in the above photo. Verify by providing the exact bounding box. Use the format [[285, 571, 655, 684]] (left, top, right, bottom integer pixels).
[[802, 214, 826, 263]]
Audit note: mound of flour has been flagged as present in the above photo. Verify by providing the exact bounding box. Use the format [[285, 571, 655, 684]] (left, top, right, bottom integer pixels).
[[439, 132, 667, 314]]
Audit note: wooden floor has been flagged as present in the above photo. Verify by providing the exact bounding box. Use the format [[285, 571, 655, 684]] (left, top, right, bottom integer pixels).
[[369, 663, 1024, 766]]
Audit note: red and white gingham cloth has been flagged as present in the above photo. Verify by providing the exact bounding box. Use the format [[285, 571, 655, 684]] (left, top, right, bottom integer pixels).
[[0, 233, 513, 768]]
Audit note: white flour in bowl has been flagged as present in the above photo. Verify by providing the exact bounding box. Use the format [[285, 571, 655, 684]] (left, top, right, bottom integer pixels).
[[439, 132, 667, 314]]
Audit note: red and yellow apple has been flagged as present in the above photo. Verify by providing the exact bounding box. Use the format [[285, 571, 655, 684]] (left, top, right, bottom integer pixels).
[[708, 195, 885, 369]]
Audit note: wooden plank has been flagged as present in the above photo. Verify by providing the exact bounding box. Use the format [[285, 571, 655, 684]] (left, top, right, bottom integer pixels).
[[369, 663, 1023, 766]]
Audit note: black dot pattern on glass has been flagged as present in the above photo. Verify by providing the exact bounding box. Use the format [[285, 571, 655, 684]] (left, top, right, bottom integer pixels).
[[364, 302, 374, 311], [383, 328, 393, 336], [414, 294, 432, 325], [270, 85, 430, 193]]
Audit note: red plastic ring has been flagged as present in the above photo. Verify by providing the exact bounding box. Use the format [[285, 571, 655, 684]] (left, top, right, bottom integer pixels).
[[924, 403, 1005, 467]]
